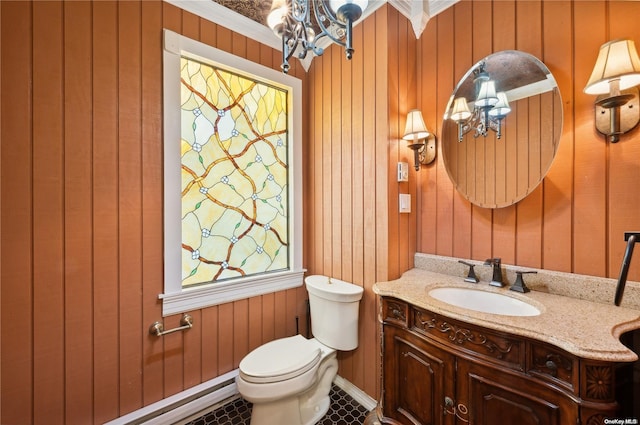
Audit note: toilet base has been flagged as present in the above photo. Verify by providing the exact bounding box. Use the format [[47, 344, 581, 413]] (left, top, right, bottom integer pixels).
[[245, 352, 338, 425]]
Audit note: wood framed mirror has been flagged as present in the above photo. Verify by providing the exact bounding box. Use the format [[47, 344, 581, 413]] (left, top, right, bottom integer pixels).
[[442, 50, 563, 208]]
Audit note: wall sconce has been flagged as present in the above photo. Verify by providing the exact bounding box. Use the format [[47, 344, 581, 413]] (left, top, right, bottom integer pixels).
[[584, 39, 640, 143], [402, 109, 436, 171], [449, 61, 511, 142]]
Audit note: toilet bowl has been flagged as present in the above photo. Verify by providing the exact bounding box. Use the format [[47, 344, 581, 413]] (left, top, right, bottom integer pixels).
[[235, 275, 364, 425]]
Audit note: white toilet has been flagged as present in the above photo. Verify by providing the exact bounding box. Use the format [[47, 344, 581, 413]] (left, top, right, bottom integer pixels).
[[236, 275, 364, 425]]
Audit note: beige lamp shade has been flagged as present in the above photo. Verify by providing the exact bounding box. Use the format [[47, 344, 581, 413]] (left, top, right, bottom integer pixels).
[[475, 80, 499, 107], [402, 109, 429, 140], [450, 97, 472, 122], [488, 92, 511, 117], [584, 39, 640, 95], [267, 0, 288, 34]]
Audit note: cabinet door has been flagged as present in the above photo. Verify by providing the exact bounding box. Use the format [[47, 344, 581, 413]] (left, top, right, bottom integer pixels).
[[458, 359, 579, 425], [383, 327, 455, 425]]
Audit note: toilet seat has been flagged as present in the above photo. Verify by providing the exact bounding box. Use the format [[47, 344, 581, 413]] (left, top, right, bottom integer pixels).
[[239, 335, 321, 384]]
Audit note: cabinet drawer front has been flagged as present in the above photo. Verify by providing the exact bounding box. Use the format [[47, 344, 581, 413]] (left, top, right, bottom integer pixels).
[[382, 298, 409, 327], [528, 342, 578, 393], [411, 306, 525, 370]]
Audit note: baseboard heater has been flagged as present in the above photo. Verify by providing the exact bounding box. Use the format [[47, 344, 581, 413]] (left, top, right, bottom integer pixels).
[[104, 371, 377, 425], [104, 370, 239, 425]]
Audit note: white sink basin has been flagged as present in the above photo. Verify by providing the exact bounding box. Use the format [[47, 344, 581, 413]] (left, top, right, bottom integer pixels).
[[428, 287, 541, 316]]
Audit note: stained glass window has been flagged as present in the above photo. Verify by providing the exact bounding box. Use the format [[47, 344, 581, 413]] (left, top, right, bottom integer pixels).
[[179, 56, 290, 288], [162, 30, 303, 315]]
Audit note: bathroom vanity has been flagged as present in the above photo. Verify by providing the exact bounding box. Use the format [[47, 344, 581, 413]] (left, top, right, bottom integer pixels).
[[367, 263, 640, 425]]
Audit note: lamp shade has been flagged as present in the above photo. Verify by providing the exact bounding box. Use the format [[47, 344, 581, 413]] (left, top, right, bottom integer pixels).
[[584, 39, 640, 95], [475, 80, 499, 107], [488, 92, 511, 117], [267, 0, 288, 34], [402, 109, 429, 140], [329, 0, 368, 21], [450, 97, 472, 122]]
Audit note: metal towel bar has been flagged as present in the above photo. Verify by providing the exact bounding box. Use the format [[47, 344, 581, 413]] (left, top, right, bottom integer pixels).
[[149, 314, 193, 337]]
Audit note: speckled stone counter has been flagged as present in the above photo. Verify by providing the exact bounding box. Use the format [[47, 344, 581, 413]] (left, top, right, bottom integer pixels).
[[373, 254, 640, 362]]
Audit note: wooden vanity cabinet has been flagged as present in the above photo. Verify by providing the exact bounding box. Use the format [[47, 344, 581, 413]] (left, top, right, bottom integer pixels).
[[371, 297, 620, 425]]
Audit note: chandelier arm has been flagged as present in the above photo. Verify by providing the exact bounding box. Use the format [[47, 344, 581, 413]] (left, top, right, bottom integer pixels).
[[312, 0, 348, 48]]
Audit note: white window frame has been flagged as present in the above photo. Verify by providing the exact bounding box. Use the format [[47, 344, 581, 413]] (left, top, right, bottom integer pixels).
[[160, 29, 304, 316]]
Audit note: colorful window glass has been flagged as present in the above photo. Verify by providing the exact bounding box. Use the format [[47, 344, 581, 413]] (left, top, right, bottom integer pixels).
[[179, 57, 290, 288]]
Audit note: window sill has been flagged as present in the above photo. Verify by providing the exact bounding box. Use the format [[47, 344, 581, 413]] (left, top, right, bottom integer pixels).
[[159, 269, 306, 316]]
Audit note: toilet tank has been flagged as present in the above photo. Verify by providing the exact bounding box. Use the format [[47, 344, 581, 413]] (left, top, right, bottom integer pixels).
[[305, 275, 364, 351]]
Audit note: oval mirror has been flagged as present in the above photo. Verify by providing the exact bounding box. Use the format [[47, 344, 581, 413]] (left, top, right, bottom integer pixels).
[[442, 50, 563, 208]]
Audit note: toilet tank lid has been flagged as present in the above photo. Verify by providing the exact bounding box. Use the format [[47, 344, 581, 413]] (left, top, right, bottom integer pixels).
[[305, 275, 364, 302], [239, 334, 320, 381]]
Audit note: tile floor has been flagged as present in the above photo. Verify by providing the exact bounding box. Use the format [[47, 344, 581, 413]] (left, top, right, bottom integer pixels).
[[182, 384, 370, 425]]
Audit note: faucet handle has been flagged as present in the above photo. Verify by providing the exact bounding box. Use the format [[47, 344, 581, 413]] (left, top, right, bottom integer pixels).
[[458, 260, 479, 283], [511, 270, 537, 293]]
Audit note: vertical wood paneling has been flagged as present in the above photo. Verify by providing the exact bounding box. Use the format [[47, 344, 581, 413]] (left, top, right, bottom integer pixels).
[[362, 11, 381, 399], [1, 1, 33, 422], [6, 2, 640, 424], [435, 7, 455, 256], [341, 37, 354, 286], [386, 8, 400, 280], [331, 46, 343, 279], [350, 19, 366, 389], [64, 2, 95, 422], [92, 0, 120, 420], [33, 1, 65, 423], [541, 0, 573, 273], [117, 0, 144, 414], [140, 0, 164, 409], [322, 49, 333, 274]]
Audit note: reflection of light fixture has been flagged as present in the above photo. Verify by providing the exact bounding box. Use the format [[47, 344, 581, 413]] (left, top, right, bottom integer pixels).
[[402, 109, 436, 171], [267, 0, 368, 73], [449, 62, 511, 142], [584, 39, 640, 143]]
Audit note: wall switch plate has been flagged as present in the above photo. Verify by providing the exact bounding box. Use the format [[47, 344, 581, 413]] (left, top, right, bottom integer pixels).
[[399, 194, 411, 213], [397, 162, 409, 182]]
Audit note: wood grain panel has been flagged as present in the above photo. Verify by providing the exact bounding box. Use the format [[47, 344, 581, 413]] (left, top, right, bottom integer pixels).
[[541, 0, 573, 273], [331, 46, 343, 279], [1, 1, 34, 421], [5, 1, 640, 423], [64, 2, 95, 422], [435, 7, 455, 257], [117, 0, 144, 414], [92, 0, 121, 420], [140, 0, 165, 409], [362, 11, 381, 399], [33, 2, 65, 423]]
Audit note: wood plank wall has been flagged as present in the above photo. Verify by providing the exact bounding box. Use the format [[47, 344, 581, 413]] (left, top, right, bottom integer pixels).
[[0, 2, 311, 424], [3, 1, 640, 424], [417, 0, 640, 281], [305, 4, 414, 402]]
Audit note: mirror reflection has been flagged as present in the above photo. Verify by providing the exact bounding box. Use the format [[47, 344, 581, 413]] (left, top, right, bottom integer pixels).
[[442, 50, 563, 208]]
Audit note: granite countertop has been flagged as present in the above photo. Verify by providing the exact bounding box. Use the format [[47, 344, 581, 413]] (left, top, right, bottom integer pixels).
[[373, 267, 640, 362]]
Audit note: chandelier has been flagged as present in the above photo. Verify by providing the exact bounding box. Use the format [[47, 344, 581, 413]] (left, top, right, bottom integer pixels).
[[267, 0, 369, 73], [449, 61, 511, 142]]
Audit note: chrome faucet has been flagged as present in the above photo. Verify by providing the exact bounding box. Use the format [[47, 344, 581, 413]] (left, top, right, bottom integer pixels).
[[615, 232, 640, 306], [484, 258, 504, 287]]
